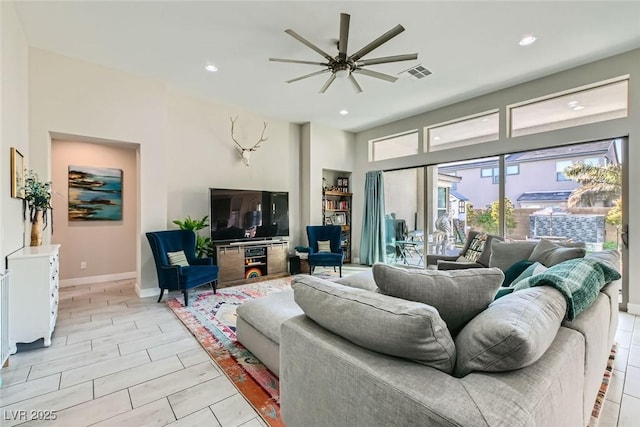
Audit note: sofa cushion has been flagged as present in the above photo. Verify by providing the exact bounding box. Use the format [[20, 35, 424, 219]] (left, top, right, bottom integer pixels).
[[528, 239, 586, 267], [454, 287, 567, 377], [291, 275, 456, 373], [489, 240, 538, 271], [501, 259, 534, 287], [511, 261, 548, 286], [333, 270, 378, 292], [372, 263, 503, 336]]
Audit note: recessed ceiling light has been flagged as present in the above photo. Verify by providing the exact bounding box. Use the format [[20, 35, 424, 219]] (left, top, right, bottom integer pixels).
[[568, 101, 579, 108], [339, 109, 349, 116], [434, 136, 441, 141], [519, 35, 537, 46], [573, 105, 585, 111], [205, 64, 218, 72]]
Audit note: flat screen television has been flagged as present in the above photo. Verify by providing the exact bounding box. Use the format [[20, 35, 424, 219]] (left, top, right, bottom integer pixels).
[[209, 188, 289, 242]]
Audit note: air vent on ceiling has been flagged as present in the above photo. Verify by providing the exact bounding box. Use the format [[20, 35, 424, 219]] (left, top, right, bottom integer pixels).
[[401, 64, 432, 80]]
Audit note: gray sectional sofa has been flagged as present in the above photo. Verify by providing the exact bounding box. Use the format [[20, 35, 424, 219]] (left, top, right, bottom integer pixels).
[[236, 250, 621, 427]]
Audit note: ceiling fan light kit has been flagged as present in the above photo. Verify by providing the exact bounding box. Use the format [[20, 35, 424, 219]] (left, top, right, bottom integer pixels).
[[270, 13, 418, 93]]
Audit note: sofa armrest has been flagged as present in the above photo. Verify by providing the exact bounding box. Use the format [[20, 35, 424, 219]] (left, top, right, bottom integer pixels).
[[426, 254, 459, 266], [436, 261, 484, 270]]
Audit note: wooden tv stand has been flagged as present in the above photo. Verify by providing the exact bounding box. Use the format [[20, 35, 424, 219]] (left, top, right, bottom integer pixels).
[[214, 240, 289, 287]]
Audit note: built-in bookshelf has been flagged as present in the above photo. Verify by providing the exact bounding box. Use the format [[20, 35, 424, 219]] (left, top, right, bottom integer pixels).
[[322, 189, 352, 263]]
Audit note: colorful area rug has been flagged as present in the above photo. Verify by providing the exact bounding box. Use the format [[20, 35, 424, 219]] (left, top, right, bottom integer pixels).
[[166, 278, 291, 427], [589, 344, 617, 427]]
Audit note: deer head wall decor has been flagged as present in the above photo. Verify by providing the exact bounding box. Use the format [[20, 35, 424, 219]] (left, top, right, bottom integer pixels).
[[230, 116, 268, 167]]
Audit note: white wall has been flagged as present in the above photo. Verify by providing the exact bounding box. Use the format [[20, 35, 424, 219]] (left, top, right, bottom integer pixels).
[[29, 48, 168, 296], [27, 49, 305, 296], [165, 93, 296, 225], [1, 2, 29, 260], [303, 123, 356, 227], [51, 140, 138, 282], [353, 48, 640, 313]]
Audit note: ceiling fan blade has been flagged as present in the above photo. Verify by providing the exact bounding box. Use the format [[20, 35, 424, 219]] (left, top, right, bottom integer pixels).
[[353, 68, 398, 82], [319, 74, 337, 93], [269, 58, 329, 66], [357, 53, 418, 66], [286, 69, 330, 84], [348, 74, 363, 93], [285, 29, 334, 61], [350, 24, 405, 62], [338, 13, 350, 61]]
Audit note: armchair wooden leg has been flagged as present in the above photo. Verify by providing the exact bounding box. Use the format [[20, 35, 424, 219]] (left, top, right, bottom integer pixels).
[[157, 288, 165, 303], [339, 266, 342, 277], [211, 280, 217, 295], [183, 290, 189, 306]]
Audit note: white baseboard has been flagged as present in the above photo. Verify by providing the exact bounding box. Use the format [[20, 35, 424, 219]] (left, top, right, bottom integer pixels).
[[136, 284, 160, 299], [627, 303, 640, 316], [60, 271, 137, 287]]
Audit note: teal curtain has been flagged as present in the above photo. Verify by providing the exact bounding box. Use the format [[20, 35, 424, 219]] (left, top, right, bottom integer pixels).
[[360, 171, 386, 265]]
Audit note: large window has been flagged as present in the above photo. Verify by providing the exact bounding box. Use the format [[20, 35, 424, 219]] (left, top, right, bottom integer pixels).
[[369, 131, 419, 161], [509, 79, 628, 137], [425, 111, 498, 152]]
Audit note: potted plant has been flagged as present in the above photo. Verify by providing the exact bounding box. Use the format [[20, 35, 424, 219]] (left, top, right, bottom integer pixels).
[[23, 170, 53, 246], [172, 215, 212, 258]]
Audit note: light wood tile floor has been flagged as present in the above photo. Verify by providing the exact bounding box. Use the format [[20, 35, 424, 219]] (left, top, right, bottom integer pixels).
[[0, 279, 267, 427], [1, 276, 639, 426]]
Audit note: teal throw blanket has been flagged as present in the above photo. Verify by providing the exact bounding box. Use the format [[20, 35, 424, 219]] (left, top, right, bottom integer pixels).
[[513, 257, 620, 320]]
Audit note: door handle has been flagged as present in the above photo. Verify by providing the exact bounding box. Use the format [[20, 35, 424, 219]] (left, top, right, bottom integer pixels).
[[621, 224, 629, 249]]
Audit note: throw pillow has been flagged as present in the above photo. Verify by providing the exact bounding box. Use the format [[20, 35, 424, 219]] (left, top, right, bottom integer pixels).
[[292, 275, 456, 374], [489, 240, 538, 271], [494, 287, 515, 300], [501, 259, 534, 287], [528, 239, 586, 267], [317, 240, 331, 253], [454, 286, 567, 377], [372, 263, 503, 336], [463, 233, 487, 262], [167, 250, 189, 266], [511, 262, 548, 287]]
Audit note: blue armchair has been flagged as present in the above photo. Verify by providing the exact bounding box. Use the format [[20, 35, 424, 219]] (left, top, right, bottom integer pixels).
[[146, 230, 219, 306], [306, 225, 344, 277]]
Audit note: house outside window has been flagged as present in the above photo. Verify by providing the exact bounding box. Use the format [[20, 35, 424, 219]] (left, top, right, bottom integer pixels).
[[482, 165, 519, 184]]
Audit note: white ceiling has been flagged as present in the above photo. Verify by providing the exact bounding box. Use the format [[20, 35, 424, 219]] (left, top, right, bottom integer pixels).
[[12, 1, 640, 132]]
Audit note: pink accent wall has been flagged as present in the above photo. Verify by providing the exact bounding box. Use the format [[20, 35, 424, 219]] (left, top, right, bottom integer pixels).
[[51, 139, 138, 280]]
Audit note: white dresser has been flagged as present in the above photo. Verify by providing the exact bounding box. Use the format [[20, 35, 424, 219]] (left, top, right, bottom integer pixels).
[[7, 245, 60, 354]]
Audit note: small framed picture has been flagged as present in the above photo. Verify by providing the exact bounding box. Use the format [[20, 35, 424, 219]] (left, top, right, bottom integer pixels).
[[325, 216, 333, 225], [332, 213, 346, 225], [10, 147, 25, 199]]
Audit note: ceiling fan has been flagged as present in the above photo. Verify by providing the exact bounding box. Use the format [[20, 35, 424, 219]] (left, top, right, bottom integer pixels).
[[269, 13, 418, 94]]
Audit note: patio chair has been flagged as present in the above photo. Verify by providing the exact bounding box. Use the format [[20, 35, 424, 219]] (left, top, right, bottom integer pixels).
[[426, 230, 503, 270]]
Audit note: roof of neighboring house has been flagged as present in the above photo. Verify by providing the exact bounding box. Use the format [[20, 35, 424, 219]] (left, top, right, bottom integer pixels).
[[450, 190, 469, 201], [517, 190, 573, 202], [439, 139, 617, 173], [507, 140, 616, 162]]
